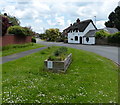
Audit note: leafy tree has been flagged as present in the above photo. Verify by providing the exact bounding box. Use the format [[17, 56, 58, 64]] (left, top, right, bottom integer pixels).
[[105, 6, 120, 31], [44, 28, 61, 41], [0, 15, 10, 36], [7, 16, 20, 26], [0, 13, 20, 36]]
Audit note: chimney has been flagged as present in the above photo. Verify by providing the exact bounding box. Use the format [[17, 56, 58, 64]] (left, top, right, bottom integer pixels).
[[4, 13, 7, 16], [70, 24, 72, 26], [76, 18, 80, 23]]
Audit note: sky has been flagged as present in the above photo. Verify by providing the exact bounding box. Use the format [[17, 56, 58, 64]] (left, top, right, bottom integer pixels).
[[0, 0, 119, 33]]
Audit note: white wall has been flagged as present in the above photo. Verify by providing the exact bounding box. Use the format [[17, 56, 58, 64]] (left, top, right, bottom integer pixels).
[[68, 31, 83, 43], [83, 22, 96, 35], [83, 37, 95, 44]]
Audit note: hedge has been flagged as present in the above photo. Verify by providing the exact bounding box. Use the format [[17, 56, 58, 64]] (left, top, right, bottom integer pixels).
[[108, 32, 120, 44], [95, 30, 120, 44], [95, 30, 110, 38], [8, 26, 33, 36]]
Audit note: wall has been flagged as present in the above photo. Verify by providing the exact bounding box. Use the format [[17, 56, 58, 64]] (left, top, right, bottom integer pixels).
[[83, 37, 95, 44], [0, 34, 32, 46], [95, 38, 108, 45]]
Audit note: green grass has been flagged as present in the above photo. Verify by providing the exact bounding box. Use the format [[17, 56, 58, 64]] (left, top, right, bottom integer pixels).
[[2, 46, 118, 103], [0, 43, 45, 57]]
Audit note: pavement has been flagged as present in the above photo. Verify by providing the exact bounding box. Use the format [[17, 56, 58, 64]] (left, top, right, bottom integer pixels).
[[36, 39, 119, 65], [1, 39, 119, 65], [0, 47, 47, 64]]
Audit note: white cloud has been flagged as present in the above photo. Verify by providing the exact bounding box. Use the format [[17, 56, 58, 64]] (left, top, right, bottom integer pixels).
[[55, 16, 65, 26], [0, 0, 119, 33], [35, 19, 42, 23], [96, 20, 106, 29]]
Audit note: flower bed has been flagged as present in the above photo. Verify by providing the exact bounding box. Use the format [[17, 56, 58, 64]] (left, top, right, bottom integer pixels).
[[44, 47, 72, 73], [44, 53, 72, 73]]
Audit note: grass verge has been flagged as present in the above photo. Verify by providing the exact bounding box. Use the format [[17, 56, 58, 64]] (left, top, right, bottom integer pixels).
[[2, 46, 118, 103], [0, 43, 45, 57]]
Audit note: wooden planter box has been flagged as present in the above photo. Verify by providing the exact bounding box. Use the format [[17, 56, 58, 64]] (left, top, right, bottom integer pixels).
[[44, 53, 72, 73]]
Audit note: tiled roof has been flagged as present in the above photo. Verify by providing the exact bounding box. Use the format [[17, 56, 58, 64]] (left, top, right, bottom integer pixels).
[[103, 27, 119, 34]]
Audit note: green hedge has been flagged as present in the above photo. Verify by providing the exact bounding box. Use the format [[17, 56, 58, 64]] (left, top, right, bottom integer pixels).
[[8, 26, 33, 36], [95, 30, 120, 44], [95, 30, 110, 38], [108, 32, 120, 44]]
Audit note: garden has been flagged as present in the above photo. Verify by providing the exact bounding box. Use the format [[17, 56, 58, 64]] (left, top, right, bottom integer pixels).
[[2, 46, 118, 103]]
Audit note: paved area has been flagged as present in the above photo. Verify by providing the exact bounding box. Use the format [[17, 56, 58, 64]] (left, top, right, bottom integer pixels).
[[0, 47, 47, 64], [36, 39, 119, 65]]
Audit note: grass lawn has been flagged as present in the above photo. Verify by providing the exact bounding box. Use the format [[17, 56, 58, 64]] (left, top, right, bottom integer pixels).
[[2, 46, 118, 103], [0, 43, 45, 57]]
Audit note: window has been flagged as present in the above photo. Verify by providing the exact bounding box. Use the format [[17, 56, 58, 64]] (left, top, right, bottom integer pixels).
[[75, 36, 78, 41], [71, 38, 73, 40], [86, 37, 89, 42]]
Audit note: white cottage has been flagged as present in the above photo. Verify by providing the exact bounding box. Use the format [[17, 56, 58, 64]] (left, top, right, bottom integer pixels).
[[63, 18, 97, 44]]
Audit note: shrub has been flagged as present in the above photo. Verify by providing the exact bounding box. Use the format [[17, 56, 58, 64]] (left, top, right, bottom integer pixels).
[[8, 26, 33, 36], [48, 47, 68, 61], [53, 47, 67, 56], [8, 26, 26, 36], [95, 30, 110, 38], [108, 32, 120, 44], [48, 55, 56, 61], [23, 27, 33, 36], [31, 37, 36, 43]]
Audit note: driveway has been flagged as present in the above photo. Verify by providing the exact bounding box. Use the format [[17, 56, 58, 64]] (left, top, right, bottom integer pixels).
[[36, 39, 119, 65]]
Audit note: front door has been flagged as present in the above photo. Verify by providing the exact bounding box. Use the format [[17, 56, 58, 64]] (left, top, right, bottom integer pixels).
[[80, 37, 82, 44]]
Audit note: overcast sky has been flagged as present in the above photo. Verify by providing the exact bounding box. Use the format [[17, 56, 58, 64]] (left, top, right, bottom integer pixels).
[[0, 0, 119, 33]]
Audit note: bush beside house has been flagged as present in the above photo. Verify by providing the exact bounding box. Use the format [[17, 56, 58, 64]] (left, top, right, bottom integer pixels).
[[95, 30, 120, 46]]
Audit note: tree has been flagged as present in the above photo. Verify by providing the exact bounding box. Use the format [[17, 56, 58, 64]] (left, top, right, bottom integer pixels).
[[0, 13, 20, 36], [0, 15, 11, 36], [44, 28, 61, 41], [105, 6, 120, 31], [7, 16, 20, 26]]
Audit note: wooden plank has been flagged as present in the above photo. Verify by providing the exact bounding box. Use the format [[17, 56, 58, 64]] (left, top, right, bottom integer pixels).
[[44, 53, 72, 73]]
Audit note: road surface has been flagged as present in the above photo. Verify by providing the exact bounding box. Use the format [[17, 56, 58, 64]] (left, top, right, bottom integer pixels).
[[37, 39, 119, 65]]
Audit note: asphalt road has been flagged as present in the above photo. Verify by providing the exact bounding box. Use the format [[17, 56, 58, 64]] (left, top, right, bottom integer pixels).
[[36, 39, 119, 65]]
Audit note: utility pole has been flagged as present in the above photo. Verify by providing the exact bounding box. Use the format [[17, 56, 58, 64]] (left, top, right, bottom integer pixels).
[[94, 16, 96, 26]]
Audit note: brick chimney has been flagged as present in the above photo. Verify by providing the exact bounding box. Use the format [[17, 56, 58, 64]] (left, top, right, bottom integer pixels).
[[76, 18, 80, 23]]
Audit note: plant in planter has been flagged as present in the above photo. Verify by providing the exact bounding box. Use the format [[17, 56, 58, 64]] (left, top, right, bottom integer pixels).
[[44, 47, 72, 73]]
